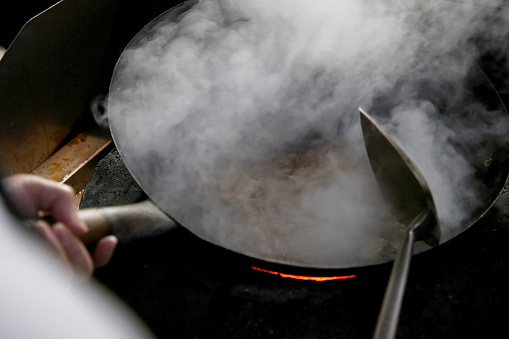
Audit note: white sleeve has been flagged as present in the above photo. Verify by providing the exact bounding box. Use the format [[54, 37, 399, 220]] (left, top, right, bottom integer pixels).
[[0, 193, 155, 339]]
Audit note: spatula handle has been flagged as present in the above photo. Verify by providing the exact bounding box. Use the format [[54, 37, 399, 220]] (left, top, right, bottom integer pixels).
[[373, 229, 416, 339]]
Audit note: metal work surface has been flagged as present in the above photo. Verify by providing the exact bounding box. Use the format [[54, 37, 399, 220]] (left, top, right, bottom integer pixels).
[[0, 0, 120, 174]]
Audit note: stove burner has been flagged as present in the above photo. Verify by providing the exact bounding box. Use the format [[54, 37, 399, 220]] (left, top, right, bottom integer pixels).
[[251, 266, 356, 281]]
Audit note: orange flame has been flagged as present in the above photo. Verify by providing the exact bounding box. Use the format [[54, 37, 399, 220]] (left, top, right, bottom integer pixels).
[[251, 266, 356, 281]]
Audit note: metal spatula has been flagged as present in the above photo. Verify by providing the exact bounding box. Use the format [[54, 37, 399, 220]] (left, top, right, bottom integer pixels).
[[359, 108, 441, 339]]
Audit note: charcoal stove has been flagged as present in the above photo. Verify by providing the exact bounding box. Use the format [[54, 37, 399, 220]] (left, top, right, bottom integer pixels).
[[2, 1, 509, 338]]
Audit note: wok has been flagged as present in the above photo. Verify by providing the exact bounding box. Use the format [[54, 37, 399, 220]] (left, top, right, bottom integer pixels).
[[79, 1, 509, 269]]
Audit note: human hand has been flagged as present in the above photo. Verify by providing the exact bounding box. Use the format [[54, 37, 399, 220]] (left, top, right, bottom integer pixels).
[[2, 174, 118, 279]]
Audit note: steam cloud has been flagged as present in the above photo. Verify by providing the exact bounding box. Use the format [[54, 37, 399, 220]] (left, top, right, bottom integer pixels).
[[108, 0, 509, 267]]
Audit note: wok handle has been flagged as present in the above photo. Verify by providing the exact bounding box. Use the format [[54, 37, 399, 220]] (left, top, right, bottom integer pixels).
[[76, 208, 112, 246], [77, 200, 177, 246], [373, 229, 416, 339]]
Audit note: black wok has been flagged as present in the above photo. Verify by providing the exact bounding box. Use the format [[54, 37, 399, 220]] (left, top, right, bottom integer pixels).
[[79, 1, 509, 270]]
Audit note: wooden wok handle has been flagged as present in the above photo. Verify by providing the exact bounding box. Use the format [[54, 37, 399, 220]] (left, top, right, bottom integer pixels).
[[77, 200, 178, 246], [76, 208, 112, 246]]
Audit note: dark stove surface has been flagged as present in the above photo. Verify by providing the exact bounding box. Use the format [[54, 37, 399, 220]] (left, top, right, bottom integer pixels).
[[81, 149, 509, 339]]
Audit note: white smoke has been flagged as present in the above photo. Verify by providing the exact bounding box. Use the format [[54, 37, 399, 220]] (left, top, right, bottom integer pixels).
[[90, 95, 109, 129], [107, 0, 509, 267]]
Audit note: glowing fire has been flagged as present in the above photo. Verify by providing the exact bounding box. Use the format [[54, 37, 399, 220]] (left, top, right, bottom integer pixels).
[[251, 266, 356, 281]]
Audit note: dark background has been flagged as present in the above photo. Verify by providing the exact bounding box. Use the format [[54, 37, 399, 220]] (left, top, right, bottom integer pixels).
[[3, 1, 509, 338], [0, 0, 59, 48]]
